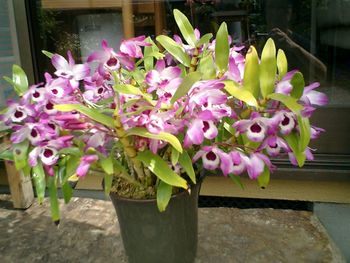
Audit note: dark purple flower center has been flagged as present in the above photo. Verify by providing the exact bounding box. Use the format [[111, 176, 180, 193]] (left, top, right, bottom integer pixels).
[[30, 129, 38, 138], [33, 91, 40, 98], [14, 110, 24, 118], [206, 151, 217, 161], [202, 121, 210, 133], [164, 92, 172, 98], [51, 89, 58, 95], [46, 102, 54, 110], [106, 57, 118, 67], [97, 87, 104, 94], [269, 143, 278, 149], [43, 148, 54, 158], [281, 116, 290, 126], [48, 123, 56, 130], [250, 123, 262, 133], [61, 72, 67, 76]]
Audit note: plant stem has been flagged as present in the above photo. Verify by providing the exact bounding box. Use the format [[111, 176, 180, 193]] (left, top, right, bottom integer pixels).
[[189, 48, 199, 73]]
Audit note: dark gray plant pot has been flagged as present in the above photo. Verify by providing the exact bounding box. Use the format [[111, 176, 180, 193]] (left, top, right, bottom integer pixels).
[[110, 182, 201, 263]]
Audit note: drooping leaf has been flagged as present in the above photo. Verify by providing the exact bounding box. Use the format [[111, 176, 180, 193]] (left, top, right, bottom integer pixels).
[[54, 104, 115, 128], [297, 116, 310, 153], [257, 166, 270, 189], [61, 182, 73, 204], [126, 127, 183, 153], [137, 150, 188, 189], [215, 22, 229, 73], [12, 65, 29, 96], [277, 49, 288, 80], [173, 9, 196, 47], [223, 80, 258, 107], [228, 174, 244, 189], [178, 150, 196, 184], [99, 154, 114, 175], [290, 72, 305, 99], [104, 173, 113, 196], [113, 84, 143, 96], [196, 33, 213, 47], [198, 53, 216, 80], [13, 140, 29, 170], [157, 180, 173, 212], [170, 71, 201, 103], [58, 163, 73, 204], [156, 35, 191, 67], [171, 147, 180, 166], [260, 38, 277, 98], [268, 93, 303, 114], [284, 132, 306, 167], [32, 162, 46, 204], [48, 175, 60, 223], [243, 46, 260, 98], [63, 155, 80, 184], [42, 50, 54, 59]]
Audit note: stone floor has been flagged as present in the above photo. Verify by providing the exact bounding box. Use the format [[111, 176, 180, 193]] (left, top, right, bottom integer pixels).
[[0, 195, 345, 263]]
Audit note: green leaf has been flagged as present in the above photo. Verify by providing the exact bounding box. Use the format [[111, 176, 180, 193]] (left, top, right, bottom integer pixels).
[[257, 166, 270, 189], [196, 33, 213, 47], [277, 49, 288, 80], [170, 71, 201, 103], [243, 46, 260, 98], [268, 93, 303, 114], [228, 174, 244, 189], [54, 104, 115, 128], [223, 80, 258, 107], [0, 149, 14, 161], [48, 175, 60, 223], [223, 122, 236, 135], [156, 35, 191, 67], [137, 150, 188, 189], [99, 154, 114, 175], [284, 132, 306, 167], [32, 162, 46, 204], [59, 147, 82, 157], [113, 84, 143, 96], [178, 150, 196, 184], [104, 173, 113, 196], [12, 65, 29, 96], [215, 22, 229, 73], [61, 182, 73, 204], [173, 9, 196, 47], [13, 140, 29, 170], [198, 54, 216, 80], [157, 180, 173, 212], [126, 127, 183, 153], [171, 147, 180, 166], [144, 37, 159, 71], [63, 155, 80, 184], [3, 76, 15, 86], [290, 72, 305, 99], [58, 162, 73, 204], [297, 116, 310, 153], [260, 38, 277, 98], [42, 50, 54, 59]]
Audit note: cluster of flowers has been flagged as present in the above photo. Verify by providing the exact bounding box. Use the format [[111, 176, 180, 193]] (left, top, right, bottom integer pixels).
[[0, 12, 327, 188]]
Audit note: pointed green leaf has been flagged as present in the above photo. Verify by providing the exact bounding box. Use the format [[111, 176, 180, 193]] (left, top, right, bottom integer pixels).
[[0, 149, 14, 161], [12, 65, 29, 96], [137, 150, 187, 189], [48, 175, 60, 223], [59, 147, 82, 157], [196, 33, 213, 47], [99, 155, 114, 175], [199, 54, 216, 80], [3, 76, 15, 86], [171, 147, 180, 166], [113, 84, 143, 95], [260, 38, 277, 98], [284, 132, 306, 167], [13, 140, 29, 170], [61, 182, 73, 204], [228, 174, 244, 189], [42, 50, 54, 59], [290, 72, 305, 99], [268, 93, 303, 114], [58, 163, 73, 204], [173, 9, 196, 47], [157, 180, 173, 212], [223, 80, 258, 107], [144, 37, 159, 71], [223, 122, 236, 135], [171, 71, 201, 103], [156, 35, 191, 67], [32, 162, 46, 204], [277, 49, 288, 80], [243, 46, 260, 98], [126, 127, 182, 153], [297, 116, 310, 152], [63, 155, 80, 184], [54, 104, 115, 128], [215, 22, 229, 72], [178, 150, 196, 184], [257, 166, 270, 189], [104, 173, 113, 196]]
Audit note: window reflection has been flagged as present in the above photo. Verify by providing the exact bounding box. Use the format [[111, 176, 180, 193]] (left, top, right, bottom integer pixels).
[[30, 0, 350, 106]]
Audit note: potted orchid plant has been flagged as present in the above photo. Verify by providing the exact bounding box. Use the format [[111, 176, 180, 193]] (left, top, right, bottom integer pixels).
[[0, 9, 327, 263]]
